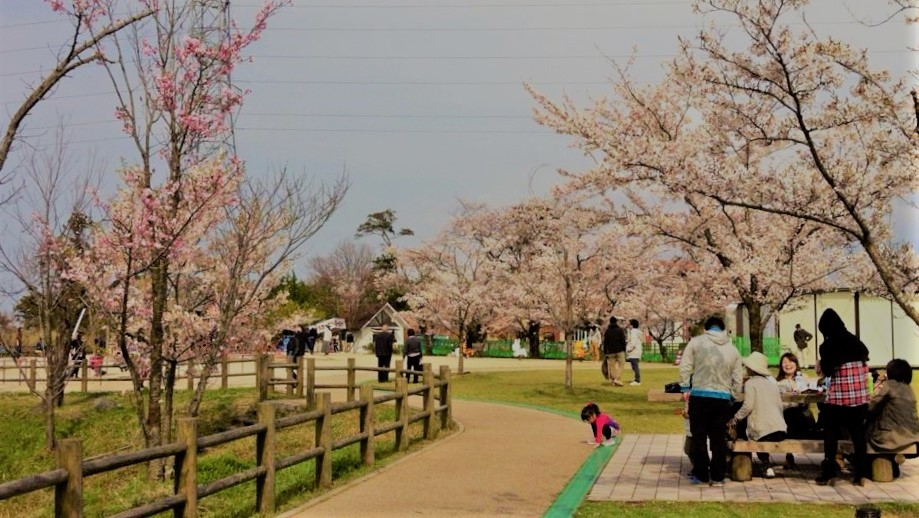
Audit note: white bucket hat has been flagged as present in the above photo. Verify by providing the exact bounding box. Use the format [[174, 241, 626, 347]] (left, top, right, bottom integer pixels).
[[743, 351, 772, 377]]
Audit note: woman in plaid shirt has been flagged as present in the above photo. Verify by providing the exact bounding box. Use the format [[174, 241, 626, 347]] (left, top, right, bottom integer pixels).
[[816, 308, 870, 486]]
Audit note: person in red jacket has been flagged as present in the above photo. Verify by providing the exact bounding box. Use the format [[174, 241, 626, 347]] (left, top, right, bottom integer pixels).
[[581, 402, 620, 447]]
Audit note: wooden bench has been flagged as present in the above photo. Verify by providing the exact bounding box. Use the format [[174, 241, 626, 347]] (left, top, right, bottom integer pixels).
[[728, 439, 919, 482]]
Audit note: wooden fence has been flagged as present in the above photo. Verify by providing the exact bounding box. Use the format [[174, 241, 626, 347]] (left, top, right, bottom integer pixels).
[[0, 354, 258, 393], [0, 363, 452, 517]]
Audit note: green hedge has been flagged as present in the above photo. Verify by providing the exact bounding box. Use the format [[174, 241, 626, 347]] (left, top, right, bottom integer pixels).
[[427, 336, 782, 364]]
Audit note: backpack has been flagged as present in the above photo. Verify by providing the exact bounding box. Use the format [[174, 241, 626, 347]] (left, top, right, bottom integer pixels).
[[279, 334, 292, 354]]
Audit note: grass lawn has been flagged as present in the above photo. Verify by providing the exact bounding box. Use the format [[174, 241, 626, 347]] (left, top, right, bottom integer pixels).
[[450, 361, 919, 518]]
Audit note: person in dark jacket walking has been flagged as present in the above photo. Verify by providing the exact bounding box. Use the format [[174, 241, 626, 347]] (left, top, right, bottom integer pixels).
[[281, 329, 305, 380], [403, 328, 423, 383], [816, 308, 870, 486], [373, 323, 396, 382], [602, 317, 627, 387]]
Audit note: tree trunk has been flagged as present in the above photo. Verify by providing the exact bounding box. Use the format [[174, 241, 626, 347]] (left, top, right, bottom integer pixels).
[[745, 299, 765, 354], [456, 323, 465, 375], [145, 259, 168, 480], [163, 360, 177, 444], [43, 383, 56, 451], [564, 337, 573, 393]]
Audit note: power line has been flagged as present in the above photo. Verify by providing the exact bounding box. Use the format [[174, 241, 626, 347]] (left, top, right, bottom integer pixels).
[[1, 46, 908, 75], [234, 127, 555, 134]]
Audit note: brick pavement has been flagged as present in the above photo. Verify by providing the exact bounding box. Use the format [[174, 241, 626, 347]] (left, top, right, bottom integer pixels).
[[589, 433, 919, 504]]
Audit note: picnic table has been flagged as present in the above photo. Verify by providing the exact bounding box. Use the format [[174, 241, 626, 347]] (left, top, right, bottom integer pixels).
[[647, 389, 825, 404]]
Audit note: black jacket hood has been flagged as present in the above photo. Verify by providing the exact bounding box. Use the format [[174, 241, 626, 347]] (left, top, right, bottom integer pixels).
[[818, 308, 847, 338]]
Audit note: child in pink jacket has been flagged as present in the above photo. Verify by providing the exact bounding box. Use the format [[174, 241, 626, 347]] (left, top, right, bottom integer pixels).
[[582, 402, 620, 446]]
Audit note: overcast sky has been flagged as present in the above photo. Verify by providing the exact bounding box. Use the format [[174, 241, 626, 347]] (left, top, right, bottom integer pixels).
[[0, 0, 915, 284]]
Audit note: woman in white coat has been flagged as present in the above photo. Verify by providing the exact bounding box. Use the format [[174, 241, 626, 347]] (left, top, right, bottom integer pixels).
[[626, 319, 643, 386]]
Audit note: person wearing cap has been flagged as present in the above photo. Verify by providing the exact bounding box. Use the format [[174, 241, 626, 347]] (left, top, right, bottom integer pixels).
[[728, 351, 787, 479]]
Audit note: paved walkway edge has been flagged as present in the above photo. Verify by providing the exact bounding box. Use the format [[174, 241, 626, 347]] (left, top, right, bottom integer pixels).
[[543, 437, 619, 518]]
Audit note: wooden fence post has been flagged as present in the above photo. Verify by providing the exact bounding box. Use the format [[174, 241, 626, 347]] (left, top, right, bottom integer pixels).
[[296, 356, 304, 397], [359, 384, 375, 467], [220, 355, 229, 389], [306, 358, 316, 409], [395, 377, 408, 451], [54, 438, 83, 518], [423, 364, 437, 440], [285, 357, 294, 396], [315, 393, 332, 489], [80, 360, 88, 393], [29, 359, 37, 386], [257, 354, 270, 401], [439, 365, 452, 431], [256, 402, 277, 516], [174, 418, 197, 518], [346, 358, 356, 402], [395, 358, 404, 384]]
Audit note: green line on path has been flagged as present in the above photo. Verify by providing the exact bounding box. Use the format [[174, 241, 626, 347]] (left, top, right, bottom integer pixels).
[[543, 436, 619, 518]]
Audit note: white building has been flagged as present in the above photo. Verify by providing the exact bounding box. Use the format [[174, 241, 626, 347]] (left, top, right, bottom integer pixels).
[[778, 290, 919, 369]]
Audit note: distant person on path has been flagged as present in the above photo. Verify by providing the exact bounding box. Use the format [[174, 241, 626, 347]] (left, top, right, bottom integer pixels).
[[307, 326, 318, 354], [373, 323, 396, 382], [282, 329, 305, 380], [602, 317, 627, 387], [322, 326, 333, 355], [345, 331, 355, 353], [588, 324, 601, 361], [679, 316, 743, 486], [626, 319, 642, 386], [581, 402, 620, 447], [297, 325, 310, 355], [865, 358, 919, 479], [729, 352, 787, 479], [793, 323, 813, 368], [68, 332, 87, 378], [403, 328, 423, 383], [815, 308, 870, 486]]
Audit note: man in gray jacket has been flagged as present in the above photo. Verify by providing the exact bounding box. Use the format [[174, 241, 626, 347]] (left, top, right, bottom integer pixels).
[[679, 316, 743, 486]]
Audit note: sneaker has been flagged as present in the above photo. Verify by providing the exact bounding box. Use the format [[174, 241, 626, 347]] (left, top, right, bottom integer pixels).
[[709, 480, 725, 487], [765, 467, 776, 479], [629, 381, 641, 386], [602, 438, 617, 446], [688, 475, 707, 485]]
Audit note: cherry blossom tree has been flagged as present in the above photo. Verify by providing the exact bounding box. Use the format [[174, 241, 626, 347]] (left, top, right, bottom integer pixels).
[[182, 171, 347, 418], [58, 0, 290, 471], [530, 0, 919, 330], [68, 157, 240, 450], [0, 129, 101, 449], [390, 202, 496, 375], [0, 1, 154, 178], [470, 196, 651, 391], [616, 257, 728, 360], [309, 240, 378, 330]]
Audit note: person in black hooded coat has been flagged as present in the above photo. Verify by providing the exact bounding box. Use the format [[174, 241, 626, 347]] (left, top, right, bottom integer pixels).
[[815, 308, 870, 486]]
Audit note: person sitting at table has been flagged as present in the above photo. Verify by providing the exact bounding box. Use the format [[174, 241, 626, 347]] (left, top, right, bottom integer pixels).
[[865, 358, 919, 479], [729, 352, 787, 479], [775, 352, 818, 469]]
